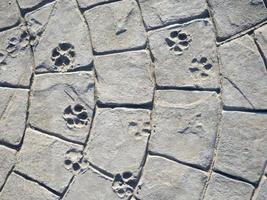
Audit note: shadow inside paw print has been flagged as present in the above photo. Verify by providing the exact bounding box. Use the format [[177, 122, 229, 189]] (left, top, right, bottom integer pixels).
[[250, 0, 263, 5], [165, 30, 191, 55], [128, 121, 151, 139], [64, 148, 89, 174], [63, 104, 89, 129], [189, 57, 212, 79], [178, 113, 205, 135]]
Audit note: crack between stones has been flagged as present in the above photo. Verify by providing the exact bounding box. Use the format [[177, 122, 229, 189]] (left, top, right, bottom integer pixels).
[[0, 165, 15, 193], [79, 0, 122, 13], [156, 85, 220, 93], [19, 0, 56, 17], [250, 164, 267, 200], [253, 34, 267, 71]]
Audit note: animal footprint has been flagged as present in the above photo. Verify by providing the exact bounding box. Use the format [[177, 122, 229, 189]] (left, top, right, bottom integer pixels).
[[189, 57, 212, 79], [165, 30, 191, 55], [178, 113, 204, 135], [128, 121, 151, 139], [64, 148, 89, 174], [63, 104, 89, 129]]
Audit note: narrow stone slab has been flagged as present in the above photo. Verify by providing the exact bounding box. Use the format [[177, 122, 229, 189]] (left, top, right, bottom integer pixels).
[[95, 51, 154, 105], [15, 128, 83, 193], [148, 20, 219, 89], [204, 173, 254, 200], [77, 0, 117, 8], [255, 24, 267, 58], [0, 0, 20, 30], [0, 88, 28, 146], [214, 111, 267, 184], [219, 35, 267, 110], [18, 0, 49, 9], [150, 90, 220, 169], [84, 0, 146, 53], [255, 177, 267, 200], [29, 72, 94, 143]]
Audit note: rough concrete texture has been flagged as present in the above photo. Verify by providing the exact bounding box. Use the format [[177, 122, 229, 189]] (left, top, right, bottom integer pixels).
[[0, 0, 20, 30]]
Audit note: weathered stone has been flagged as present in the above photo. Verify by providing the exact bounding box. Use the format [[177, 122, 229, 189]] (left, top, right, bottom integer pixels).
[[0, 0, 20, 29], [137, 156, 207, 200], [0, 88, 28, 145], [95, 51, 154, 105], [85, 107, 150, 174], [150, 90, 220, 169], [84, 0, 146, 53], [208, 0, 267, 40], [204, 173, 254, 200], [255, 24, 267, 58], [219, 34, 267, 110], [18, 0, 48, 9], [15, 128, 83, 193], [29, 72, 94, 143], [149, 20, 219, 89], [139, 0, 207, 29], [214, 111, 267, 184], [77, 0, 117, 8], [0, 173, 59, 200], [255, 177, 267, 200]]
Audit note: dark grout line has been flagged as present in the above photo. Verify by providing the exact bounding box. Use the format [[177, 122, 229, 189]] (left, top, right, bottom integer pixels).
[[254, 35, 267, 71], [156, 85, 221, 93], [19, 0, 56, 17], [264, 0, 267, 7], [0, 141, 19, 151], [80, 0, 122, 13], [0, 83, 30, 90], [89, 162, 114, 179], [83, 103, 97, 149], [0, 166, 15, 193], [0, 20, 21, 33], [223, 106, 267, 114], [59, 176, 75, 200], [250, 164, 267, 200], [96, 101, 153, 110]]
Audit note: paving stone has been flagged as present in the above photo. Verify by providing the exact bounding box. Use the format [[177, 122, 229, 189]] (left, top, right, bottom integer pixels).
[[255, 177, 267, 200], [15, 128, 83, 193], [150, 90, 220, 169], [219, 34, 267, 110], [0, 173, 59, 200], [137, 156, 207, 200], [84, 0, 146, 53], [77, 0, 118, 8], [208, 0, 267, 41], [255, 24, 267, 58], [214, 111, 267, 184], [0, 0, 20, 30], [29, 72, 94, 143], [18, 0, 49, 9], [85, 107, 150, 174], [139, 0, 207, 30], [0, 88, 28, 145], [95, 51, 154, 105], [149, 20, 219, 89], [204, 173, 254, 200], [31, 0, 93, 73]]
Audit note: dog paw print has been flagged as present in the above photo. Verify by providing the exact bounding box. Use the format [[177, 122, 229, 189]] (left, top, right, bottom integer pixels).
[[63, 104, 89, 129], [189, 57, 212, 79], [165, 30, 191, 55], [64, 148, 89, 174], [178, 113, 204, 135], [51, 43, 75, 72], [128, 121, 151, 139]]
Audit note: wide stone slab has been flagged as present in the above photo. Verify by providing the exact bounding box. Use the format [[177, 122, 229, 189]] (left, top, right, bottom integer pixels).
[[214, 111, 267, 184], [84, 0, 146, 53], [95, 51, 154, 105], [255, 177, 267, 200], [29, 72, 94, 143], [255, 24, 267, 58], [15, 128, 83, 193], [219, 34, 267, 110], [149, 20, 219, 89], [137, 156, 207, 200], [0, 88, 28, 145], [77, 0, 117, 8], [0, 0, 20, 30], [150, 90, 220, 169]]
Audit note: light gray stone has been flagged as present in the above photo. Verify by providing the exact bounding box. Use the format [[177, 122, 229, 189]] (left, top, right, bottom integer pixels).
[[137, 156, 207, 200], [255, 177, 267, 200], [214, 111, 267, 184], [0, 88, 28, 145], [95, 51, 154, 105], [139, 0, 207, 29], [208, 0, 267, 40], [15, 128, 83, 193], [84, 0, 146, 53], [0, 173, 59, 200], [150, 90, 220, 169], [18, 0, 48, 9], [29, 72, 94, 143], [85, 107, 150, 174], [77, 0, 118, 8], [204, 173, 254, 200], [255, 24, 267, 58], [149, 20, 219, 89], [0, 0, 20, 29], [219, 34, 267, 110]]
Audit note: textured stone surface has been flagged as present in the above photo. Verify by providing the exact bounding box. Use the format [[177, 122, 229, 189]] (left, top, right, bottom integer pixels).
[[77, 0, 117, 8], [255, 24, 267, 58], [18, 0, 48, 9], [255, 177, 267, 200], [0, 0, 20, 29]]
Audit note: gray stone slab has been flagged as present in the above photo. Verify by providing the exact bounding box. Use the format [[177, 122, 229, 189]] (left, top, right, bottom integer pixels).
[[0, 0, 20, 30], [204, 173, 254, 200], [77, 0, 118, 8], [15, 128, 83, 193], [18, 0, 48, 9], [150, 90, 220, 169], [214, 111, 267, 184], [219, 34, 267, 110], [29, 72, 94, 143], [95, 51, 154, 105], [139, 0, 207, 30], [84, 0, 146, 53], [255, 177, 267, 200], [255, 24, 267, 58], [137, 156, 207, 200], [149, 20, 219, 89], [208, 0, 267, 40], [0, 88, 28, 145]]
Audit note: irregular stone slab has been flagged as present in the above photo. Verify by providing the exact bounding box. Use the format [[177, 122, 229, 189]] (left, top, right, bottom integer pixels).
[[255, 177, 267, 200], [18, 0, 51, 9], [15, 128, 83, 193], [219, 34, 267, 110], [0, 0, 20, 30], [29, 72, 94, 143], [84, 0, 146, 53], [150, 90, 220, 169], [0, 146, 16, 189], [33, 0, 93, 73], [214, 111, 267, 184], [137, 156, 207, 200], [85, 108, 150, 174], [149, 20, 219, 89], [139, 0, 207, 29], [0, 88, 28, 145], [208, 0, 267, 41], [95, 51, 154, 105], [0, 173, 59, 200], [204, 173, 254, 200], [255, 24, 267, 58], [77, 0, 118, 8], [0, 26, 34, 87]]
